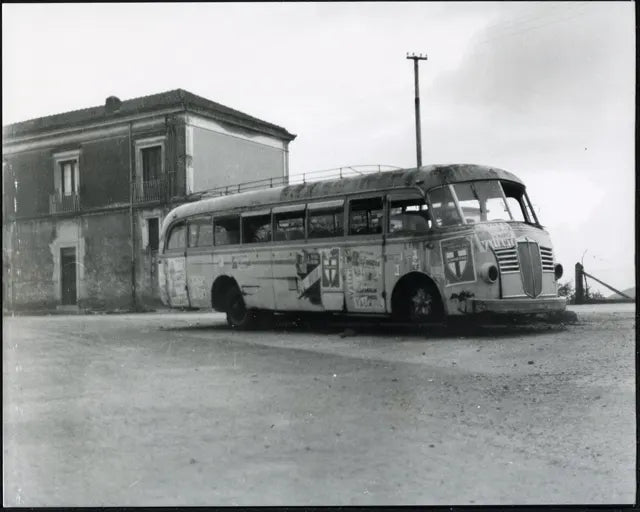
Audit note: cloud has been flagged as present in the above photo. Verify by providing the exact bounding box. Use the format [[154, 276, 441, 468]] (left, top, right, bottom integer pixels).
[[419, 2, 635, 291], [435, 3, 633, 110]]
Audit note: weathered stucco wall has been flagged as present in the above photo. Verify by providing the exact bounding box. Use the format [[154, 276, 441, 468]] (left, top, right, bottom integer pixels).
[[188, 116, 286, 193], [81, 136, 131, 208], [7, 208, 172, 311], [9, 219, 57, 309], [82, 211, 134, 310], [7, 149, 54, 218]]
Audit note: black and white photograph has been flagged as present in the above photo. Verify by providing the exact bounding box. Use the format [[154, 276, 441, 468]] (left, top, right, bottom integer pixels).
[[2, 1, 635, 506]]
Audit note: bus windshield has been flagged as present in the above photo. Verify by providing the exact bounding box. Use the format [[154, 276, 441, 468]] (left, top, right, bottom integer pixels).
[[453, 181, 510, 224], [429, 180, 539, 226]]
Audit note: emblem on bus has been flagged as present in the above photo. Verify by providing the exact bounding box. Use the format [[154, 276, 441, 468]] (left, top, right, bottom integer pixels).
[[322, 248, 340, 288], [295, 248, 342, 304], [441, 237, 476, 285], [447, 248, 468, 278], [296, 249, 322, 304]]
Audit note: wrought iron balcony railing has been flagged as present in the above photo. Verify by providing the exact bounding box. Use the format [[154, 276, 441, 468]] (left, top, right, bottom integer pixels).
[[49, 192, 80, 214], [134, 178, 169, 203]]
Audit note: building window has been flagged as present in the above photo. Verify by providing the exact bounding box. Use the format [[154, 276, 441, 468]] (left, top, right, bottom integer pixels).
[[51, 150, 81, 214], [141, 146, 162, 183], [135, 137, 166, 202], [60, 160, 78, 196], [53, 150, 81, 198], [147, 218, 159, 251]]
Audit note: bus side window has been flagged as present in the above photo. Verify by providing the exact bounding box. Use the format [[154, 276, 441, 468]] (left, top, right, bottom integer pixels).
[[505, 197, 526, 222], [349, 197, 383, 235], [242, 214, 272, 244], [388, 197, 431, 234], [274, 210, 305, 241], [188, 215, 213, 247], [308, 208, 344, 238], [214, 216, 240, 246], [500, 181, 529, 222], [166, 222, 186, 251], [429, 186, 462, 227]]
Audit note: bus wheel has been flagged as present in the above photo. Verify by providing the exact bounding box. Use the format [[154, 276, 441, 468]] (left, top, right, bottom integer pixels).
[[405, 282, 442, 323], [225, 288, 256, 329]]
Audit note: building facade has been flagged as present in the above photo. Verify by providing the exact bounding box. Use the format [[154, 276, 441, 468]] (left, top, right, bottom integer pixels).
[[3, 89, 295, 311]]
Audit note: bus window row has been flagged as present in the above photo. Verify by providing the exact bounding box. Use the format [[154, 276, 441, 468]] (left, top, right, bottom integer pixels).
[[165, 193, 434, 251]]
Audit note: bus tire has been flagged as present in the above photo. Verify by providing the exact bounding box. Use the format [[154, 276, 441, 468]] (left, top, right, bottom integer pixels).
[[394, 279, 443, 323], [225, 287, 257, 329]]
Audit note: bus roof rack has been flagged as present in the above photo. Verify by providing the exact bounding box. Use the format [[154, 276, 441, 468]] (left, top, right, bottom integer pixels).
[[191, 164, 403, 200]]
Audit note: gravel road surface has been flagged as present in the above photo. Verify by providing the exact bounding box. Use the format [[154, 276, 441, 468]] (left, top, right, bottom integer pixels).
[[3, 304, 635, 506]]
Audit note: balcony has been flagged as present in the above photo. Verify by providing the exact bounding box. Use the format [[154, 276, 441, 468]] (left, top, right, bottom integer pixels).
[[134, 178, 169, 203], [49, 192, 80, 214]]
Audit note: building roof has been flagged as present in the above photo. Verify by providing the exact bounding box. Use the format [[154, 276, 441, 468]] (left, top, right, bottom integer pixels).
[[3, 89, 296, 141], [164, 163, 524, 227]]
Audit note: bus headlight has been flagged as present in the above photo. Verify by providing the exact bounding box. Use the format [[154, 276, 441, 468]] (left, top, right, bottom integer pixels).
[[554, 263, 563, 280], [480, 263, 499, 284]]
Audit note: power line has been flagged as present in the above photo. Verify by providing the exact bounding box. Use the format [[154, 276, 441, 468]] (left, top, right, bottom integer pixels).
[[471, 3, 592, 50], [477, 2, 583, 40], [476, 2, 592, 41]]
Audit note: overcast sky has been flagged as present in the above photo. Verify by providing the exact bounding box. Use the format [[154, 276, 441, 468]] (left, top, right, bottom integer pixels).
[[2, 2, 635, 294]]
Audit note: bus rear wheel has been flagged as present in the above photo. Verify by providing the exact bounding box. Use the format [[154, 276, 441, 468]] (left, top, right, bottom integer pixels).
[[225, 288, 258, 329]]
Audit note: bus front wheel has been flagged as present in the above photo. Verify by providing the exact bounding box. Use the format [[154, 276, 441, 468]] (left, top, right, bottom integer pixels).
[[395, 281, 443, 323], [225, 288, 257, 329]]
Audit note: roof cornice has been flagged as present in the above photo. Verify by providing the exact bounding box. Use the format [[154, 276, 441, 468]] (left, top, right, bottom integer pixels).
[[3, 88, 296, 143]]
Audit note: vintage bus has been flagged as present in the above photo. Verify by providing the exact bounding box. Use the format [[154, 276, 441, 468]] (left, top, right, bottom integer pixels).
[[158, 164, 566, 328]]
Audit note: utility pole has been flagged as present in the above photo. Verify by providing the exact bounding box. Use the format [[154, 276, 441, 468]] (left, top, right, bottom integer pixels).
[[407, 52, 428, 168]]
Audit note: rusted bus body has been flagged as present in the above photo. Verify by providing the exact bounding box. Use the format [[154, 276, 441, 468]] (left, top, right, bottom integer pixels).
[[158, 164, 566, 327]]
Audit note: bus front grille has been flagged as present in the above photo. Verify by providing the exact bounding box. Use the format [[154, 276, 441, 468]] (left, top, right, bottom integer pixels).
[[493, 247, 519, 273], [539, 246, 555, 272], [517, 241, 543, 297]]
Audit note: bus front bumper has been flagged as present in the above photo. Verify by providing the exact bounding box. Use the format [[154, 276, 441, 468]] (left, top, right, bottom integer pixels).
[[470, 297, 566, 315]]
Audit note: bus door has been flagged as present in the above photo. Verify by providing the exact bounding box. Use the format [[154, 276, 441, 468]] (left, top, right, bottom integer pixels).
[[271, 203, 323, 311], [343, 195, 386, 313], [384, 190, 432, 309], [163, 221, 190, 307], [239, 209, 275, 310], [314, 200, 346, 311], [185, 215, 214, 308]]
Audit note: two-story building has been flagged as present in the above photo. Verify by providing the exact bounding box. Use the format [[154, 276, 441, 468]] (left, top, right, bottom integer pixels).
[[2, 89, 296, 311]]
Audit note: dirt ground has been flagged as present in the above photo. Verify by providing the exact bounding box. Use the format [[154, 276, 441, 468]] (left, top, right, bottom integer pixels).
[[2, 304, 635, 506]]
